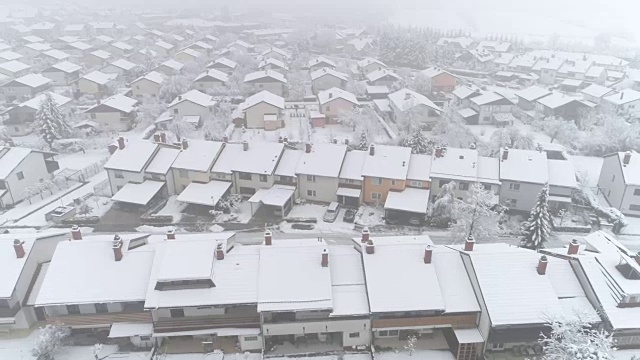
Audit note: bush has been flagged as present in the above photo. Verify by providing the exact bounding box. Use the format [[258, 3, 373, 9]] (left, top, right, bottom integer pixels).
[[141, 215, 173, 224], [61, 216, 100, 225]]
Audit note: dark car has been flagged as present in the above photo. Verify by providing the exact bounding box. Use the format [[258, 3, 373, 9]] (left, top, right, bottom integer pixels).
[[343, 208, 356, 223]]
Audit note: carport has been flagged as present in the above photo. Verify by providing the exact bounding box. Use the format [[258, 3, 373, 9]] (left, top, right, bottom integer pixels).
[[384, 188, 430, 225], [248, 185, 295, 218], [111, 180, 166, 208], [176, 181, 232, 207], [336, 187, 361, 207]]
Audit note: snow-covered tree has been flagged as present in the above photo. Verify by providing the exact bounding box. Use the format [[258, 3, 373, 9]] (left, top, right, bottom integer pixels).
[[159, 75, 191, 103], [450, 183, 503, 243], [407, 127, 431, 154], [31, 324, 70, 360], [35, 93, 72, 149], [490, 127, 535, 150], [580, 114, 640, 156], [540, 315, 615, 360], [429, 181, 456, 227], [533, 116, 579, 144], [355, 130, 369, 151], [336, 108, 360, 130], [215, 194, 242, 213], [404, 335, 417, 356], [520, 184, 552, 250], [135, 98, 166, 129], [169, 120, 194, 141]]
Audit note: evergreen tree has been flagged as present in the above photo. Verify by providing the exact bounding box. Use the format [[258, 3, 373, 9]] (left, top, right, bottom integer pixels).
[[35, 92, 72, 149], [521, 184, 552, 250], [408, 128, 429, 154], [356, 130, 368, 151]]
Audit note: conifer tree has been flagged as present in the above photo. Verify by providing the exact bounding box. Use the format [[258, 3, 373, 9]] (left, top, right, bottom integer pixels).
[[35, 92, 72, 149], [356, 130, 369, 151], [521, 184, 553, 250], [408, 127, 429, 154]]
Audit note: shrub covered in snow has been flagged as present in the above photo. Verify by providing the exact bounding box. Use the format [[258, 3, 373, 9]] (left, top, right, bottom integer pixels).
[[31, 324, 70, 360]]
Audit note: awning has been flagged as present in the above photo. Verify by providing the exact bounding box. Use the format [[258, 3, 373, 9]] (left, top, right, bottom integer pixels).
[[336, 187, 361, 198], [153, 327, 260, 338], [384, 188, 430, 214], [112, 180, 164, 205], [248, 185, 295, 207], [454, 328, 484, 344], [177, 181, 232, 207], [549, 195, 572, 203], [457, 108, 477, 118], [109, 322, 153, 338]]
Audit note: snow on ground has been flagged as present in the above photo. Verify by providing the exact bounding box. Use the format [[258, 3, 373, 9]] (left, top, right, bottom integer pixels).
[[355, 205, 385, 227], [278, 203, 358, 234], [0, 182, 83, 225], [156, 195, 188, 223], [135, 224, 179, 233], [467, 125, 499, 143], [82, 195, 113, 217], [512, 118, 552, 144], [56, 148, 108, 171], [621, 216, 640, 237], [614, 349, 640, 360], [376, 349, 454, 360], [214, 201, 252, 224], [231, 108, 309, 144]]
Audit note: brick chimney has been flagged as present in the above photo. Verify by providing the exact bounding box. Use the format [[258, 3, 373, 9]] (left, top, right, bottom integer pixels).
[[321, 248, 329, 267], [567, 239, 580, 255], [71, 225, 82, 240], [181, 139, 189, 150], [369, 143, 375, 156], [112, 235, 123, 261], [623, 151, 632, 166], [166, 229, 176, 240], [361, 227, 370, 243], [215, 243, 225, 260], [434, 146, 442, 158], [223, 135, 229, 143], [537, 255, 548, 275], [264, 229, 272, 246], [117, 136, 125, 150], [502, 147, 509, 161], [13, 239, 25, 259], [153, 133, 161, 142], [464, 233, 475, 251], [242, 140, 249, 151], [305, 143, 312, 153], [160, 132, 167, 143], [424, 245, 433, 264], [365, 240, 375, 254]]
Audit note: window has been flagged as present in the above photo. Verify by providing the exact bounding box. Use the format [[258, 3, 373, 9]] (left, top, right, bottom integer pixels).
[[509, 183, 520, 191], [16, 171, 24, 180], [170, 308, 185, 318], [372, 177, 383, 185], [612, 175, 616, 182], [325, 105, 330, 111], [279, 175, 293, 183], [388, 330, 399, 336], [173, 108, 179, 114], [634, 189, 640, 196], [371, 192, 382, 201], [258, 84, 263, 88], [410, 181, 423, 187], [90, 113, 96, 119], [459, 182, 469, 190], [491, 343, 504, 350], [390, 179, 397, 186], [306, 175, 316, 182], [259, 174, 268, 182], [630, 204, 640, 211], [67, 305, 80, 315], [483, 183, 491, 191], [343, 178, 356, 184], [179, 169, 189, 178], [95, 303, 108, 313], [439, 179, 449, 188], [505, 199, 517, 208], [238, 172, 252, 180], [140, 336, 151, 341], [14, 127, 18, 132], [307, 189, 316, 197], [244, 336, 258, 341], [349, 332, 360, 338], [114, 171, 124, 179]]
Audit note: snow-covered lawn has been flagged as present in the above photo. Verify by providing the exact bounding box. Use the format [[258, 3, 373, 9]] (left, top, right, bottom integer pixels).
[[56, 148, 108, 171], [621, 216, 640, 236], [466, 124, 500, 143], [355, 205, 385, 227], [80, 195, 113, 217], [214, 201, 252, 224], [156, 195, 188, 223]]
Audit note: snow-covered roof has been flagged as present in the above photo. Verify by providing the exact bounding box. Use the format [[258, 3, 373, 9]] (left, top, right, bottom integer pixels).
[[24, 42, 51, 52], [0, 237, 34, 298], [195, 68, 229, 83], [537, 92, 577, 109], [477, 156, 500, 184], [339, 150, 367, 181], [609, 152, 640, 186], [109, 58, 137, 71], [104, 140, 158, 172], [261, 47, 290, 59], [109, 322, 153, 338], [547, 159, 578, 189], [361, 144, 411, 180], [514, 85, 551, 102], [145, 147, 180, 174], [177, 48, 203, 58], [240, 90, 285, 110], [274, 149, 303, 177], [437, 36, 474, 48], [430, 147, 480, 182], [388, 88, 441, 113], [155, 40, 174, 50], [0, 51, 22, 61], [35, 238, 155, 306], [317, 87, 359, 105], [172, 139, 224, 172], [357, 57, 387, 69], [470, 92, 506, 106], [347, 38, 373, 51], [0, 60, 30, 73], [86, 94, 137, 113], [581, 84, 614, 99], [457, 108, 478, 118], [112, 180, 164, 205], [230, 40, 252, 49], [258, 241, 333, 312], [133, 71, 165, 85], [493, 52, 516, 65], [538, 58, 565, 71], [68, 41, 92, 51], [89, 49, 112, 59], [111, 41, 133, 51], [42, 49, 69, 60], [177, 181, 232, 206], [64, 24, 85, 31], [22, 35, 44, 43], [603, 89, 640, 105], [561, 78, 583, 87], [212, 57, 237, 69], [258, 57, 289, 71], [384, 187, 430, 214], [249, 185, 296, 207], [10, 73, 51, 88], [168, 90, 215, 108], [585, 65, 606, 78], [421, 67, 455, 79], [499, 148, 548, 184], [407, 154, 432, 181], [329, 245, 369, 316], [452, 86, 480, 100], [365, 85, 389, 95], [310, 67, 348, 82], [159, 59, 184, 71], [48, 61, 81, 74], [295, 143, 347, 177], [307, 56, 336, 68], [244, 69, 287, 84], [20, 92, 71, 111]]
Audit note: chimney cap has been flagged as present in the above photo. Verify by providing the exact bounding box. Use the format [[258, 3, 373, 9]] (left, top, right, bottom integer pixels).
[[13, 239, 22, 245]]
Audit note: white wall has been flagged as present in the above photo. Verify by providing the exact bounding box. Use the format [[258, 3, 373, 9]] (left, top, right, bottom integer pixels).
[[460, 255, 489, 349], [245, 102, 281, 129], [248, 82, 285, 97], [92, 111, 133, 132], [342, 328, 371, 347], [263, 318, 369, 337], [233, 172, 275, 195], [132, 78, 161, 98], [172, 169, 210, 194], [499, 181, 544, 212], [597, 156, 626, 210], [298, 175, 339, 203], [107, 169, 145, 196], [239, 334, 263, 351], [620, 185, 640, 216], [169, 100, 211, 120], [313, 76, 345, 93]]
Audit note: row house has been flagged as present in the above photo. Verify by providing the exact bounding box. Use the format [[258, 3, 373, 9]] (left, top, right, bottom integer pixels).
[[168, 90, 216, 122], [75, 70, 118, 99], [84, 94, 138, 132], [42, 61, 82, 86], [1, 73, 52, 102], [581, 84, 615, 105], [535, 92, 591, 119], [296, 143, 347, 204], [2, 92, 73, 136], [601, 89, 640, 119], [243, 70, 287, 97], [101, 58, 138, 81], [207, 57, 237, 75], [311, 67, 348, 94], [307, 56, 336, 71], [598, 151, 640, 216], [361, 144, 412, 205], [388, 88, 442, 128], [366, 69, 402, 87], [0, 146, 59, 207], [172, 139, 225, 197], [193, 69, 229, 92], [175, 48, 203, 63], [337, 149, 367, 207]]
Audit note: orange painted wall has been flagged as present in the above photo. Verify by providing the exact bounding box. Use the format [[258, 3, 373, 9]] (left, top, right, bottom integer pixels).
[[363, 176, 406, 204]]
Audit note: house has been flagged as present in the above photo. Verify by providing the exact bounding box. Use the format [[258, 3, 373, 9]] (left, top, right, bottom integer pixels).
[[536, 92, 590, 119], [131, 71, 164, 99], [2, 92, 72, 136], [152, 40, 174, 56], [598, 151, 640, 216], [107, 41, 134, 56], [168, 90, 216, 122], [344, 38, 374, 55], [492, 53, 516, 71], [84, 94, 138, 132], [296, 143, 347, 203], [17, 42, 51, 60], [90, 23, 117, 36], [127, 48, 158, 64], [584, 66, 607, 85], [602, 89, 640, 118], [175, 48, 203, 63], [0, 146, 59, 207], [0, 60, 31, 78], [200, 34, 218, 46], [193, 69, 229, 92], [66, 41, 93, 57], [581, 84, 615, 104], [307, 56, 336, 71], [42, 61, 82, 86], [243, 70, 287, 97], [228, 40, 254, 53], [0, 231, 67, 331], [365, 85, 389, 100], [421, 67, 457, 93], [207, 57, 237, 74], [360, 144, 412, 205], [257, 58, 289, 74], [1, 74, 52, 102], [538, 58, 565, 85], [0, 51, 23, 62], [357, 235, 483, 358], [274, 148, 302, 189], [317, 87, 359, 123], [154, 59, 184, 76], [514, 85, 551, 111], [81, 49, 112, 68], [76, 71, 118, 99], [237, 91, 285, 130], [63, 24, 87, 36], [468, 92, 514, 125], [40, 49, 70, 66], [170, 139, 225, 196], [452, 86, 483, 108], [101, 58, 138, 80], [358, 57, 387, 74], [310, 68, 348, 94], [365, 69, 402, 87], [260, 47, 290, 62], [388, 88, 442, 127], [498, 148, 548, 212], [476, 40, 512, 53], [336, 149, 367, 206], [436, 36, 475, 50]]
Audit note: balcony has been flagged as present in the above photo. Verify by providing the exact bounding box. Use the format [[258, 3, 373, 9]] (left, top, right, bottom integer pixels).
[[372, 314, 477, 329], [46, 311, 152, 328], [154, 315, 261, 333]]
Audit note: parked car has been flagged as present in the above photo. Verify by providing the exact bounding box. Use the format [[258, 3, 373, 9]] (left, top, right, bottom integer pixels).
[[343, 208, 356, 223], [323, 202, 341, 223]]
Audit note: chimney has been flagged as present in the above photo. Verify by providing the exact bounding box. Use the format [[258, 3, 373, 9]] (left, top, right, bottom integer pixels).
[[242, 140, 249, 151], [369, 143, 375, 156], [264, 229, 272, 245], [160, 132, 167, 143], [278, 136, 283, 143], [321, 248, 329, 267], [329, 92, 333, 98], [223, 135, 229, 143], [361, 227, 370, 243], [166, 229, 176, 240], [117, 136, 125, 150], [332, 138, 337, 144], [464, 233, 475, 251], [502, 147, 509, 161], [365, 240, 375, 254], [153, 133, 161, 142], [177, 95, 182, 100], [181, 139, 189, 150], [537, 255, 548, 275], [424, 245, 433, 264], [305, 143, 312, 153], [71, 225, 82, 240], [623, 151, 632, 166], [344, 138, 349, 145], [283, 136, 289, 143], [97, 99, 101, 105], [215, 243, 225, 260], [565, 238, 581, 255], [108, 144, 118, 155], [434, 146, 442, 158], [112, 235, 123, 261], [469, 142, 476, 150], [404, 92, 411, 100], [13, 239, 25, 259]]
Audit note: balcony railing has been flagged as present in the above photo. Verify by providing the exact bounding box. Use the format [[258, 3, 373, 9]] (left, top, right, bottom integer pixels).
[[372, 314, 477, 329], [154, 315, 260, 333], [46, 311, 152, 327]]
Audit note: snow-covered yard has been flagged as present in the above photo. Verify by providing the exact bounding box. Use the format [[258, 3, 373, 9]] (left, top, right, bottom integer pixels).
[[355, 205, 385, 227], [79, 195, 113, 217], [156, 195, 188, 223], [56, 148, 108, 171], [214, 201, 252, 224]]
